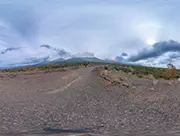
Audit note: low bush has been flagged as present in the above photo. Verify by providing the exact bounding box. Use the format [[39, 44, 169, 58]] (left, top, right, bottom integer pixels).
[[111, 64, 180, 80]]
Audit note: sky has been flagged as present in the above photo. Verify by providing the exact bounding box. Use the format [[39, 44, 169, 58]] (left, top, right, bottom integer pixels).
[[0, 0, 180, 68]]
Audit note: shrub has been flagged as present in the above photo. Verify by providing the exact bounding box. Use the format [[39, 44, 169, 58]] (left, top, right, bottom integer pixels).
[[104, 66, 108, 70], [137, 74, 143, 78]]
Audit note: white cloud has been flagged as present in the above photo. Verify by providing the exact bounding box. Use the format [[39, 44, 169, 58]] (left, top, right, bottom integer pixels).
[[0, 0, 180, 67]]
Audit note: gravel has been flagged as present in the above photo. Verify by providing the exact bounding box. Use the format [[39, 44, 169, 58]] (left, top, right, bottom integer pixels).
[[0, 66, 180, 136]]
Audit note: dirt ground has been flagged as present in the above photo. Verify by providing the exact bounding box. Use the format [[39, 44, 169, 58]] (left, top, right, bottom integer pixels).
[[1, 66, 180, 136]]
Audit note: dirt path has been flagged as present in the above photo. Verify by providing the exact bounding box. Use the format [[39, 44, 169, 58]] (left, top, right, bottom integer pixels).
[[47, 67, 95, 94], [0, 66, 99, 135]]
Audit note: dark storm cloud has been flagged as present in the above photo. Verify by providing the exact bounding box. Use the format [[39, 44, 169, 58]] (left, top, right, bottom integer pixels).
[[128, 40, 180, 62]]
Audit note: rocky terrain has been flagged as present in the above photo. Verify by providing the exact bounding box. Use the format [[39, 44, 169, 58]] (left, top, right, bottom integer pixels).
[[0, 65, 180, 136]]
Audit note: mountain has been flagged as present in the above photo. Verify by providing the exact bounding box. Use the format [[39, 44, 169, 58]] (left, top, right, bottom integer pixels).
[[43, 58, 65, 65], [103, 59, 116, 63], [30, 57, 105, 67], [63, 57, 102, 63], [0, 45, 121, 69], [40, 46, 104, 64], [80, 57, 104, 62], [64, 58, 85, 63]]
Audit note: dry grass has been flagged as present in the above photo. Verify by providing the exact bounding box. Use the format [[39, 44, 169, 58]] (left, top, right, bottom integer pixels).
[[110, 64, 180, 80], [100, 70, 124, 85]]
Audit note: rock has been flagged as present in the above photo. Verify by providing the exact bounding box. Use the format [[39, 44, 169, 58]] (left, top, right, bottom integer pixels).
[[168, 81, 173, 85], [124, 77, 128, 81], [105, 81, 111, 88], [122, 82, 130, 88], [148, 87, 155, 91], [153, 80, 158, 86], [132, 86, 136, 89], [112, 77, 121, 84], [178, 78, 180, 82]]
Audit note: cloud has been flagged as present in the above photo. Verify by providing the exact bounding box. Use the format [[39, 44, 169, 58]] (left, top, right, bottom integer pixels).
[[158, 52, 180, 65], [115, 56, 125, 62], [25, 56, 49, 64], [0, 3, 40, 47], [122, 52, 128, 56], [115, 51, 129, 63], [40, 45, 71, 58], [1, 0, 180, 68], [169, 53, 180, 59], [9, 56, 50, 67], [128, 40, 180, 62], [0, 47, 20, 55], [159, 59, 172, 65], [73, 52, 95, 58], [40, 45, 51, 49]]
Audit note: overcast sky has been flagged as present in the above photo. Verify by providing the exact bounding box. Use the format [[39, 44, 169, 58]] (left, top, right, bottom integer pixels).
[[0, 0, 180, 68]]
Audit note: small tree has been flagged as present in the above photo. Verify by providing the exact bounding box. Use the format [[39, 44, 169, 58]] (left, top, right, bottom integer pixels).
[[84, 62, 88, 67]]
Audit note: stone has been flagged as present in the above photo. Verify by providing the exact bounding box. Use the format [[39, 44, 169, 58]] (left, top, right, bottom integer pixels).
[[153, 80, 158, 86], [149, 87, 155, 91], [132, 86, 136, 89], [122, 82, 130, 88], [168, 81, 173, 85], [178, 78, 180, 82]]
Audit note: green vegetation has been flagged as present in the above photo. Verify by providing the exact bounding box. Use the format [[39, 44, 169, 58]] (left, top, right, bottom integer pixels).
[[83, 62, 90, 67], [0, 61, 105, 72], [1, 61, 180, 81], [111, 64, 180, 80], [113, 66, 132, 73]]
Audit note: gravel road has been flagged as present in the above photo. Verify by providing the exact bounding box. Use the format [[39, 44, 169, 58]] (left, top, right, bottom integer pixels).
[[1, 66, 180, 136]]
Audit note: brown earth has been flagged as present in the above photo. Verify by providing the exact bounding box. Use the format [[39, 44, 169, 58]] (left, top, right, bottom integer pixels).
[[0, 65, 180, 136]]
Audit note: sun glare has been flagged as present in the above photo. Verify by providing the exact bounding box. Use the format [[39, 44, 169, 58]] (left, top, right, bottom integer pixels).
[[146, 39, 156, 45]]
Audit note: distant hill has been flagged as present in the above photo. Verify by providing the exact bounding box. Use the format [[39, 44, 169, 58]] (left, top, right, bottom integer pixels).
[[62, 57, 104, 63], [103, 59, 116, 63], [21, 57, 110, 68]]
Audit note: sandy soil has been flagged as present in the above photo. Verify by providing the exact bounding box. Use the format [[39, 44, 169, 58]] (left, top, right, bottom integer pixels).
[[0, 66, 180, 136]]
